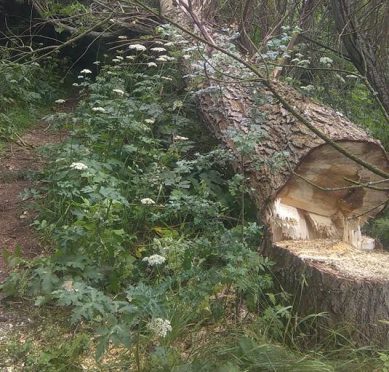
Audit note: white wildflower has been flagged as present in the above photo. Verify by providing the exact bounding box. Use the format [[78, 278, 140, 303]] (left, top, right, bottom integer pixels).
[[55, 99, 66, 104], [72, 83, 79, 87], [156, 56, 168, 62], [113, 89, 125, 95], [319, 56, 333, 65], [182, 54, 191, 60], [147, 62, 158, 67], [70, 162, 88, 171], [77, 75, 84, 79], [147, 318, 172, 338], [128, 44, 146, 51], [145, 118, 155, 124], [173, 135, 189, 141], [126, 56, 135, 60], [142, 254, 166, 266], [112, 58, 121, 63], [80, 69, 92, 74], [92, 107, 107, 113], [118, 35, 127, 39], [116, 56, 124, 60], [141, 198, 156, 205], [93, 61, 100, 65], [150, 47, 167, 52], [164, 42, 174, 47]]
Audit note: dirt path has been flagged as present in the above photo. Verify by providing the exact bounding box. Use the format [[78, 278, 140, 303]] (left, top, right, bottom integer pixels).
[[0, 104, 73, 282]]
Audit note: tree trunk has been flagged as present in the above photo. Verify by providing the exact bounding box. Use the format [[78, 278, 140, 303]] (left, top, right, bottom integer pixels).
[[159, 0, 389, 344]]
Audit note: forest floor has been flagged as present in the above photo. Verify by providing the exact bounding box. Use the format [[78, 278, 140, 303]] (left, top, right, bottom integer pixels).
[[0, 123, 66, 282], [0, 102, 78, 368], [0, 105, 74, 282]]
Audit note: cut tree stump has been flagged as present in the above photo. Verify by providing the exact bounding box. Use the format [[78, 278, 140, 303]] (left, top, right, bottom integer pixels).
[[263, 240, 389, 346]]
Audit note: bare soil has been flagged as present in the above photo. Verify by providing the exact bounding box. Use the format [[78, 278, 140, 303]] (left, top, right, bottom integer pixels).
[[0, 109, 70, 282], [277, 239, 389, 281]]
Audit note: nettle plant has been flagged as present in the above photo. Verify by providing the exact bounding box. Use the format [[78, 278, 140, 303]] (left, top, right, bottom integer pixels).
[[3, 37, 278, 362]]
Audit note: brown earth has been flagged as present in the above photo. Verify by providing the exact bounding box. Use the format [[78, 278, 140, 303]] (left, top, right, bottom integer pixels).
[[0, 103, 74, 282]]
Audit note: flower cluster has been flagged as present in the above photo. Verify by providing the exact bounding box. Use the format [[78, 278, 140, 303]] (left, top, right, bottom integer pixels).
[[319, 56, 333, 65], [92, 107, 107, 113], [173, 135, 189, 141], [70, 162, 88, 171], [113, 89, 125, 95], [150, 47, 167, 52], [141, 198, 155, 205], [128, 44, 147, 51], [147, 318, 172, 338], [142, 254, 166, 266]]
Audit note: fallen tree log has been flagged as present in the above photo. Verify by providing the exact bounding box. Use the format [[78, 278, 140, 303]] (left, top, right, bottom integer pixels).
[[156, 0, 389, 344]]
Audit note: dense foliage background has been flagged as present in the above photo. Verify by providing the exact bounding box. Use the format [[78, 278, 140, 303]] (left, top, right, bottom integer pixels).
[[0, 0, 388, 370]]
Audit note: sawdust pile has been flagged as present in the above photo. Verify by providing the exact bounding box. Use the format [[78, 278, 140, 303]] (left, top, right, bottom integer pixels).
[[277, 239, 389, 281]]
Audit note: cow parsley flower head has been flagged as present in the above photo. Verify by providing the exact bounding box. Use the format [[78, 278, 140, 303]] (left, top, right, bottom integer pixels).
[[150, 47, 167, 52], [173, 135, 189, 141], [142, 254, 166, 266], [113, 89, 125, 95], [70, 162, 88, 171], [145, 118, 155, 124], [92, 107, 107, 113], [147, 318, 172, 338], [55, 99, 66, 104], [147, 62, 157, 67], [319, 56, 333, 65], [141, 198, 155, 205], [128, 44, 146, 51], [80, 68, 92, 74]]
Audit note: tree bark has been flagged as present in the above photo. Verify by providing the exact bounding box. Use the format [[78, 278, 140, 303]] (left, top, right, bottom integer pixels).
[[159, 0, 389, 344]]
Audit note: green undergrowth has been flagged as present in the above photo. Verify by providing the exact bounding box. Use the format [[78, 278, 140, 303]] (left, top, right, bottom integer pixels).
[[0, 58, 68, 149], [1, 36, 387, 370]]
